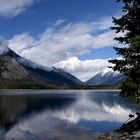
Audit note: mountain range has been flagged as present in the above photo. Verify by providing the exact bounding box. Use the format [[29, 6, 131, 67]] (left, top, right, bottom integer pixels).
[[0, 48, 83, 87], [0, 48, 125, 88], [86, 70, 125, 86]]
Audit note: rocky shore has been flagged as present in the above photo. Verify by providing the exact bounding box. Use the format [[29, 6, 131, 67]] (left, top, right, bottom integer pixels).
[[96, 113, 140, 140]]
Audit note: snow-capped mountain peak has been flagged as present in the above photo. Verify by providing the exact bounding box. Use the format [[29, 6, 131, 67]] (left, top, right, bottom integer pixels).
[[86, 68, 125, 86], [100, 68, 120, 77]]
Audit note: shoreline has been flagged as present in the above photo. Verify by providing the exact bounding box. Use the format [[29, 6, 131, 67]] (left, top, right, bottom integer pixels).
[[0, 88, 121, 91], [0, 89, 120, 95], [95, 114, 140, 140]]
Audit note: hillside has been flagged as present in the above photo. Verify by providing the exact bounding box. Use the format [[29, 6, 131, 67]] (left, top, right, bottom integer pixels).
[[86, 70, 125, 86], [0, 49, 83, 88]]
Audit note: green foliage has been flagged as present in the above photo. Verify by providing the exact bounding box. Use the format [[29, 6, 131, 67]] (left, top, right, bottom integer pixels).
[[0, 82, 120, 90], [109, 0, 140, 97]]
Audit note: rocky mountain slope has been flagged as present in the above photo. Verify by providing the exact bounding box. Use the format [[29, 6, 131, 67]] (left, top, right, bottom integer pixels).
[[0, 48, 83, 87], [86, 70, 125, 86]]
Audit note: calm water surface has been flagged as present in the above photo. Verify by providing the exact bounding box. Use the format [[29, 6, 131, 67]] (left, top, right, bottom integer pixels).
[[0, 90, 139, 140]]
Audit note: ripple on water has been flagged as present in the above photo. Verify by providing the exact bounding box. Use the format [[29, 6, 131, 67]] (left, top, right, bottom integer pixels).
[[0, 127, 5, 140]]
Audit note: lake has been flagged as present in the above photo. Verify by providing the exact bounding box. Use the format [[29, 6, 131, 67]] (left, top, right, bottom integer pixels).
[[0, 90, 139, 140]]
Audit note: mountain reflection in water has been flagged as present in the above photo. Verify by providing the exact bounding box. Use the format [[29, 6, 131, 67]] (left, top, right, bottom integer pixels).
[[0, 90, 139, 140]]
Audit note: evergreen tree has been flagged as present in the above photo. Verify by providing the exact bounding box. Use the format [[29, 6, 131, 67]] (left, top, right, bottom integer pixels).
[[109, 0, 140, 97]]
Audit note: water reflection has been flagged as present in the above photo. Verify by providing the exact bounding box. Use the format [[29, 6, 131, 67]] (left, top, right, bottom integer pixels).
[[0, 90, 139, 140]]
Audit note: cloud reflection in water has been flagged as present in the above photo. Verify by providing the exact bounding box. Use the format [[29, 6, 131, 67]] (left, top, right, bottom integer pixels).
[[53, 97, 133, 123], [4, 92, 137, 140]]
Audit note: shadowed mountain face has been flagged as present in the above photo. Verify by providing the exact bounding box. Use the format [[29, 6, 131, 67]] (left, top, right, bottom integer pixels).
[[86, 71, 125, 86], [0, 49, 83, 86]]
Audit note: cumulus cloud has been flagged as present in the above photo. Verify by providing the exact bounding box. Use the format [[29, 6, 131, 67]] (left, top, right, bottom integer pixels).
[[8, 18, 119, 80], [0, 36, 9, 55], [54, 57, 113, 81], [0, 0, 38, 17]]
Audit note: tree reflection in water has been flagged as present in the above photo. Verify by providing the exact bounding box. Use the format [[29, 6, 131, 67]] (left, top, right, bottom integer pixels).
[[0, 90, 139, 140]]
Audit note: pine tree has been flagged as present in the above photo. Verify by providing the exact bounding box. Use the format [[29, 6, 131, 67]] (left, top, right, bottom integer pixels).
[[109, 0, 140, 97]]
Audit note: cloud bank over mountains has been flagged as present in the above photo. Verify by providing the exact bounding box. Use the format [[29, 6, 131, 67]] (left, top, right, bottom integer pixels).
[[0, 16, 120, 81], [7, 17, 118, 81], [0, 36, 8, 55], [54, 57, 112, 81]]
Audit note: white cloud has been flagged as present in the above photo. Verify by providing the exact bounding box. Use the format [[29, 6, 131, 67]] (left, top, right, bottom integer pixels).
[[54, 19, 67, 26], [8, 18, 119, 80], [54, 57, 112, 81], [9, 32, 35, 54], [0, 0, 38, 17], [0, 36, 9, 55]]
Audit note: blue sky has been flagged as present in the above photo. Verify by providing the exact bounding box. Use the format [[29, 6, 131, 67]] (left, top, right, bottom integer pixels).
[[0, 0, 122, 81], [0, 0, 121, 38]]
